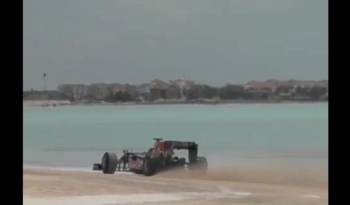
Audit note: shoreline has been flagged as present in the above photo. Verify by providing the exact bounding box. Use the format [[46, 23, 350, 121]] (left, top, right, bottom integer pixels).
[[23, 99, 328, 107]]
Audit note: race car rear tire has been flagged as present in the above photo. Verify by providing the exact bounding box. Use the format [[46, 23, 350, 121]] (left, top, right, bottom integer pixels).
[[101, 152, 118, 174]]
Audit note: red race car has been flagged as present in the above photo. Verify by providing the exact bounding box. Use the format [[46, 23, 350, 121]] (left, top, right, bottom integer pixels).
[[93, 138, 208, 176]]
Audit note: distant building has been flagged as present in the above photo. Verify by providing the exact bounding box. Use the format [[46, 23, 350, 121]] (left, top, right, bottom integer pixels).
[[57, 84, 87, 101], [135, 83, 151, 102], [52, 79, 327, 102], [150, 79, 169, 100], [110, 83, 127, 94], [165, 84, 181, 99], [244, 80, 278, 93], [169, 79, 195, 99], [87, 83, 111, 100]]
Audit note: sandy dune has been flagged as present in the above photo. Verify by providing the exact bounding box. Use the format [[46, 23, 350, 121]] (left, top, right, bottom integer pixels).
[[23, 168, 327, 205]]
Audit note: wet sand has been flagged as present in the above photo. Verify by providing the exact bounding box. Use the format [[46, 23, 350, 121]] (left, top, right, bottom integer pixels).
[[23, 168, 327, 205]]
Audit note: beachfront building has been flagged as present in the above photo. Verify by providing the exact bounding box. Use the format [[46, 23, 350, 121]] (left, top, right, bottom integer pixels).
[[165, 84, 181, 99], [57, 84, 88, 101], [170, 79, 195, 100], [135, 83, 151, 102], [149, 79, 169, 101], [87, 83, 112, 100]]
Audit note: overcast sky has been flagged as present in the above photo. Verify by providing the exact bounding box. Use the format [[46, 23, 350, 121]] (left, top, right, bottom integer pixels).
[[24, 0, 327, 90]]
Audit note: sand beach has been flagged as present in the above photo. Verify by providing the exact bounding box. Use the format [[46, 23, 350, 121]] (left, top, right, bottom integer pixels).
[[23, 167, 327, 205]]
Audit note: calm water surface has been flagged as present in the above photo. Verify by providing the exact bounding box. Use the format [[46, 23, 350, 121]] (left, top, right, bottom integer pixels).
[[23, 103, 328, 170]]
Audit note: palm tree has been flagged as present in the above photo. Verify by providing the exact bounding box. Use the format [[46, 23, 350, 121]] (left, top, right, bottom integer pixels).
[[42, 73, 47, 91]]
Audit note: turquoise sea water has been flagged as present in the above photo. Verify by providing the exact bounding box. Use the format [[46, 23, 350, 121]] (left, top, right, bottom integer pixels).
[[23, 103, 328, 172]]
